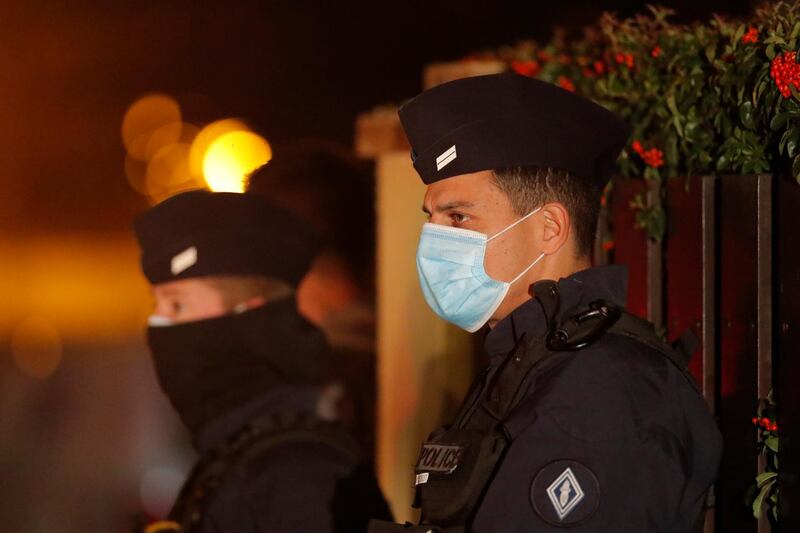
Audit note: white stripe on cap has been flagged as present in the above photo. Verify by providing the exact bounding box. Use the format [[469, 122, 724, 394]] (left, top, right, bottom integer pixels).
[[435, 145, 457, 171], [170, 246, 197, 275]]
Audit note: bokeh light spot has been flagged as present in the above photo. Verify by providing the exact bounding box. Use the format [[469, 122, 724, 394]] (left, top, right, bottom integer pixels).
[[145, 143, 196, 203], [143, 121, 184, 161], [124, 154, 148, 195], [188, 119, 249, 178], [122, 94, 182, 161], [202, 131, 271, 193]]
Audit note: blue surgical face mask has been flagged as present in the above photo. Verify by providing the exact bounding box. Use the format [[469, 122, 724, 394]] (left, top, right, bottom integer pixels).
[[416, 208, 545, 332]]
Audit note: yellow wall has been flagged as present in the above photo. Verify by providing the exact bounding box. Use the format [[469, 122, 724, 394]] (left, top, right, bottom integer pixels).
[[375, 152, 473, 521]]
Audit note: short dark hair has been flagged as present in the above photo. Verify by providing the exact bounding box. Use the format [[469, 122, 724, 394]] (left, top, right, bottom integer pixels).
[[245, 143, 375, 288], [491, 166, 601, 257], [204, 275, 292, 309]]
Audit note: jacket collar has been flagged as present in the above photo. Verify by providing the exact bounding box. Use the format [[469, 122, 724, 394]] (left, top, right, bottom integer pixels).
[[484, 264, 628, 364]]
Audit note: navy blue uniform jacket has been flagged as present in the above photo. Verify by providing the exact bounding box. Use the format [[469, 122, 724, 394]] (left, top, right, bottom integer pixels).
[[191, 385, 391, 533], [463, 265, 721, 532]]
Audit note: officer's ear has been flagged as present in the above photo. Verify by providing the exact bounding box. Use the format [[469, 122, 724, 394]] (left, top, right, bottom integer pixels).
[[539, 202, 570, 255]]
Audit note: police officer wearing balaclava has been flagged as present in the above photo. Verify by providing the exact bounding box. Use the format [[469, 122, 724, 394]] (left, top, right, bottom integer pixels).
[[369, 73, 721, 532], [133, 190, 391, 533]]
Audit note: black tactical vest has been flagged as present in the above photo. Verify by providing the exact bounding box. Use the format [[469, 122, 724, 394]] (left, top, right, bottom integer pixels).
[[140, 413, 360, 533], [368, 280, 699, 533]]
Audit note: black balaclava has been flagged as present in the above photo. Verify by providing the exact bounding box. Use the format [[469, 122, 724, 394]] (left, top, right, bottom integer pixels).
[[146, 297, 327, 436]]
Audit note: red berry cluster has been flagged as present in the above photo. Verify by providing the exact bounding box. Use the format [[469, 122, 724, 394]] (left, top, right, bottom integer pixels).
[[615, 52, 635, 69], [558, 76, 576, 92], [742, 27, 759, 44], [594, 60, 606, 74], [511, 59, 541, 78], [583, 60, 608, 78], [770, 50, 800, 99], [651, 46, 662, 58], [752, 417, 778, 432], [632, 140, 664, 168]]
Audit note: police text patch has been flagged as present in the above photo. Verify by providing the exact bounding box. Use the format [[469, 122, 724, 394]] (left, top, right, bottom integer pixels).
[[416, 443, 463, 474], [531, 460, 599, 526]]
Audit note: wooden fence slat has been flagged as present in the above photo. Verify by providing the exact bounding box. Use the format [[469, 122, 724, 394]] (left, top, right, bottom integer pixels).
[[700, 176, 718, 533], [756, 174, 773, 533], [647, 179, 664, 331]]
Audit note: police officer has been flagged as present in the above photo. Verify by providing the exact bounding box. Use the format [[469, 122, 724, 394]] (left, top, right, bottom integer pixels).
[[133, 190, 391, 533], [369, 73, 721, 532], [246, 146, 379, 457]]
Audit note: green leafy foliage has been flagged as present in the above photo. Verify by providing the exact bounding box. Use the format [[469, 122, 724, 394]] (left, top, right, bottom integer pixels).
[[745, 391, 780, 523], [476, 2, 800, 188], [629, 193, 666, 241]]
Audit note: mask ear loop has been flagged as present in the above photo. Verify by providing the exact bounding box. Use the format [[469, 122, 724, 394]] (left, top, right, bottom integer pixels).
[[485, 206, 546, 285], [510, 252, 546, 285], [486, 206, 542, 243]]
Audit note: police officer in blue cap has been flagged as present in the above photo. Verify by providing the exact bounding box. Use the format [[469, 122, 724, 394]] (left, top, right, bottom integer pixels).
[[369, 72, 721, 532], [134, 190, 390, 533]]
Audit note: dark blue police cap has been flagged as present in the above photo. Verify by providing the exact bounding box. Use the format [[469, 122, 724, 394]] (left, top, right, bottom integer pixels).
[[398, 72, 630, 188], [133, 190, 318, 286]]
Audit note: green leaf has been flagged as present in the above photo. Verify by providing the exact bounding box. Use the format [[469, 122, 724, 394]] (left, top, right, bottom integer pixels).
[[780, 128, 793, 154], [766, 436, 779, 453], [753, 79, 768, 106], [771, 112, 800, 131], [705, 43, 716, 62], [790, 130, 800, 158], [794, 154, 800, 184], [733, 24, 746, 44], [667, 93, 679, 115], [752, 483, 771, 519], [629, 193, 645, 209], [756, 471, 778, 487], [764, 35, 787, 45], [740, 101, 755, 128], [716, 153, 729, 171], [767, 44, 776, 60], [666, 134, 679, 166], [791, 21, 800, 40]]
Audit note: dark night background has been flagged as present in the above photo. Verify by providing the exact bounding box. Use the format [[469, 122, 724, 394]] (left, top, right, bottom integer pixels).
[[0, 0, 752, 235], [0, 2, 787, 532]]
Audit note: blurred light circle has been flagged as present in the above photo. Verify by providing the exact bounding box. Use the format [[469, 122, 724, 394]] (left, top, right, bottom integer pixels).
[[145, 142, 200, 203], [143, 121, 184, 161], [139, 466, 186, 519], [124, 154, 148, 195], [11, 316, 63, 379], [188, 119, 249, 178], [122, 94, 182, 161], [202, 130, 272, 193]]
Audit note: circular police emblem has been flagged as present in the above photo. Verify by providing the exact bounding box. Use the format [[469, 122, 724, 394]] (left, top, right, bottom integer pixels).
[[530, 460, 599, 526]]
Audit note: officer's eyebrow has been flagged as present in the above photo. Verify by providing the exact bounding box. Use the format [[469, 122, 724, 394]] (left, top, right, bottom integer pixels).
[[421, 201, 476, 215]]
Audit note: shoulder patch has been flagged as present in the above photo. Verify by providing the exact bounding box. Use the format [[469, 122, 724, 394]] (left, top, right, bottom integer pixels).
[[530, 460, 599, 526]]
